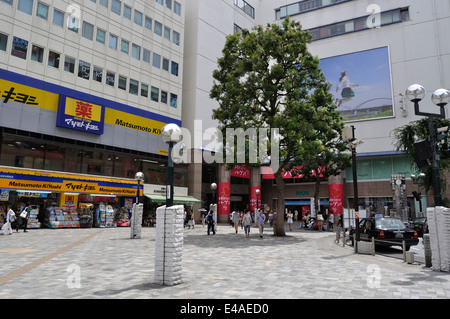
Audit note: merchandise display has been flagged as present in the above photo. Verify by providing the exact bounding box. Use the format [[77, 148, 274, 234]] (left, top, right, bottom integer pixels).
[[115, 207, 130, 227], [78, 203, 93, 228], [27, 207, 41, 229], [48, 206, 80, 228]]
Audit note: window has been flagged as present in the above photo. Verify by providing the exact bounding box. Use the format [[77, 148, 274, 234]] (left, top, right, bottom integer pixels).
[[165, 0, 172, 9], [173, 30, 180, 45], [154, 21, 162, 36], [162, 58, 169, 71], [143, 49, 150, 63], [0, 33, 7, 52], [131, 43, 140, 60], [134, 10, 143, 26], [82, 21, 94, 40], [36, 2, 49, 20], [111, 0, 121, 15], [141, 84, 148, 97], [123, 5, 131, 19], [0, 0, 13, 5], [145, 16, 152, 30], [152, 52, 161, 68], [174, 1, 181, 15], [150, 87, 159, 102], [129, 79, 138, 95], [156, 0, 163, 5], [64, 56, 75, 73], [121, 39, 129, 53], [171, 61, 178, 76], [99, 0, 108, 7], [109, 34, 118, 49], [164, 26, 171, 40], [106, 71, 115, 86], [118, 76, 127, 90], [18, 0, 33, 15], [11, 36, 28, 60], [48, 51, 60, 68], [96, 29, 106, 43], [78, 60, 90, 79], [93, 66, 103, 82], [68, 17, 79, 33], [161, 91, 167, 104], [52, 9, 64, 27], [170, 93, 177, 108], [31, 45, 44, 62]]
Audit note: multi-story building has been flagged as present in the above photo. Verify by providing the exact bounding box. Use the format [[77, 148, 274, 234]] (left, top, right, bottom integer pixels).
[[183, 0, 450, 222]]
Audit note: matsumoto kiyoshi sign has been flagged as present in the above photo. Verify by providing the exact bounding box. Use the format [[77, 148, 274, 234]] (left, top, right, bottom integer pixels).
[[56, 95, 105, 134]]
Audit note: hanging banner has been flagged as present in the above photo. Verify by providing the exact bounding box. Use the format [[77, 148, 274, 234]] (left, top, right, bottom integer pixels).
[[329, 183, 344, 216], [249, 186, 261, 213], [217, 182, 230, 216], [230, 164, 251, 179]]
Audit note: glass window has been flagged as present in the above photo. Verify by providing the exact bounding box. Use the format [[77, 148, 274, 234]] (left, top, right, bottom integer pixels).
[[162, 58, 169, 71], [143, 49, 150, 63], [36, 2, 49, 20], [0, 33, 7, 52], [68, 17, 79, 33], [52, 9, 64, 27], [78, 60, 90, 79], [96, 28, 106, 43], [64, 56, 75, 73], [156, 0, 163, 5], [134, 10, 142, 26], [150, 86, 159, 102], [164, 26, 171, 40], [31, 45, 44, 62], [93, 66, 103, 82], [118, 76, 127, 90], [170, 93, 177, 108], [131, 43, 140, 60], [152, 52, 161, 68], [174, 1, 181, 15], [172, 30, 180, 45], [129, 79, 138, 95], [0, 0, 13, 5], [99, 0, 108, 7], [171, 61, 178, 76], [109, 34, 118, 49], [141, 84, 148, 97], [111, 0, 121, 15], [123, 5, 131, 19], [121, 39, 129, 53], [166, 0, 172, 9], [48, 51, 60, 68], [154, 21, 162, 36], [161, 91, 167, 104], [82, 21, 94, 40], [18, 0, 33, 15], [11, 36, 28, 60], [106, 71, 115, 86], [145, 16, 152, 30]]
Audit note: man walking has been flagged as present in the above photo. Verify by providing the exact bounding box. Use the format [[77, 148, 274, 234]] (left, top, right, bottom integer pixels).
[[256, 209, 266, 238], [205, 210, 215, 235]]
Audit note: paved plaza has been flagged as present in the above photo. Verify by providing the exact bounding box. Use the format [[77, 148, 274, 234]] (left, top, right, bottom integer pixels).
[[1, 223, 450, 300]]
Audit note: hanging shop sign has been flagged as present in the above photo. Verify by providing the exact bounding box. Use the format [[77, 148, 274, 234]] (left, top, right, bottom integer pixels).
[[230, 164, 251, 179], [0, 167, 140, 196]]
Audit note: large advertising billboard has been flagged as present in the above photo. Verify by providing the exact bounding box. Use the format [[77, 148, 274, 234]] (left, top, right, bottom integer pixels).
[[320, 46, 394, 121]]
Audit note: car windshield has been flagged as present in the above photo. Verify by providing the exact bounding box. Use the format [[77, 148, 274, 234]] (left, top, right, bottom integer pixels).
[[414, 217, 426, 223], [375, 218, 405, 229]]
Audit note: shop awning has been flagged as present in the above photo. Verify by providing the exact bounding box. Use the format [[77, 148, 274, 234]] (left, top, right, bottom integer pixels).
[[285, 200, 329, 205], [144, 194, 202, 204]]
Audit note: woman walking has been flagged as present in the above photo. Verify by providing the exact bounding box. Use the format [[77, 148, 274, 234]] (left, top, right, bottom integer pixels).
[[242, 210, 252, 238]]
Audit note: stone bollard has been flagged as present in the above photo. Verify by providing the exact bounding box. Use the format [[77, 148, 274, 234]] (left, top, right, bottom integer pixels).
[[154, 205, 184, 286], [423, 234, 432, 268], [130, 203, 143, 239]]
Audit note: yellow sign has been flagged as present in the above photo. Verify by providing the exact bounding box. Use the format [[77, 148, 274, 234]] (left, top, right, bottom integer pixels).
[[104, 108, 166, 135], [64, 97, 102, 122]]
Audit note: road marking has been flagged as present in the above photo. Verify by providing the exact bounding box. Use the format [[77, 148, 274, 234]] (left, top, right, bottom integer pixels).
[[0, 232, 97, 286]]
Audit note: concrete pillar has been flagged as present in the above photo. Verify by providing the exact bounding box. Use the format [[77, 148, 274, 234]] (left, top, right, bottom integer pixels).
[[217, 164, 230, 223], [187, 149, 203, 222], [130, 203, 143, 239]]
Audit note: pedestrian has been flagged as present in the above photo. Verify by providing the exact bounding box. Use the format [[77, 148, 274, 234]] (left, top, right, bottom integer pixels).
[[187, 210, 195, 229], [317, 212, 324, 231], [232, 210, 241, 234], [328, 212, 334, 231], [304, 213, 310, 229], [256, 209, 266, 238], [294, 210, 298, 221], [205, 210, 215, 235], [242, 210, 252, 238], [287, 210, 293, 231], [1, 205, 16, 235], [18, 204, 30, 232]]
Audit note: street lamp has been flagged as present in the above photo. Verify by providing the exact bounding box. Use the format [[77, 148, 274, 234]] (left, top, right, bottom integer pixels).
[[210, 182, 217, 204], [410, 173, 426, 217], [161, 123, 182, 207], [255, 189, 260, 211], [406, 85, 450, 206], [135, 172, 144, 203]]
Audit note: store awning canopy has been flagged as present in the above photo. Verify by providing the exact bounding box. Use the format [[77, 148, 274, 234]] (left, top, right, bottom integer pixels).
[[144, 194, 202, 204], [285, 200, 329, 206]]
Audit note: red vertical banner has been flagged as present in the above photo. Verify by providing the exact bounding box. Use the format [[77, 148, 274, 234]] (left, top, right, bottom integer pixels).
[[249, 186, 261, 213], [329, 184, 344, 216], [217, 182, 231, 216]]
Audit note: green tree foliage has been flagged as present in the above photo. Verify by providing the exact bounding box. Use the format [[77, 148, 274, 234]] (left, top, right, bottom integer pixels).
[[210, 19, 350, 235]]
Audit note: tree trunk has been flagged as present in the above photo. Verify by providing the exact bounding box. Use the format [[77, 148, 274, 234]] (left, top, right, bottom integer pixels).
[[274, 173, 286, 236]]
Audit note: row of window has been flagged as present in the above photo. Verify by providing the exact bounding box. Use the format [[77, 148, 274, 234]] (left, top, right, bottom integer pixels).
[[275, 0, 351, 20], [1, 0, 181, 46], [0, 34, 179, 108], [234, 0, 255, 19]]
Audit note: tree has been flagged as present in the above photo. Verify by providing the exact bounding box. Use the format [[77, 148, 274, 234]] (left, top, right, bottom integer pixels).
[[210, 18, 349, 236]]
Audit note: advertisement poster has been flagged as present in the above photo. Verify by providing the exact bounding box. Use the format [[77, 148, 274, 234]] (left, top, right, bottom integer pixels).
[[328, 184, 344, 216], [217, 182, 230, 216], [320, 46, 394, 121]]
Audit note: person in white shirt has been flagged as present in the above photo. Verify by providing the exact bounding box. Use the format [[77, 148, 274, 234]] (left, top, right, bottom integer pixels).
[[1, 205, 16, 235]]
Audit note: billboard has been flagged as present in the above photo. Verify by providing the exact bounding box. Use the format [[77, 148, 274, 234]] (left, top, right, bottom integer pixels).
[[320, 46, 394, 121]]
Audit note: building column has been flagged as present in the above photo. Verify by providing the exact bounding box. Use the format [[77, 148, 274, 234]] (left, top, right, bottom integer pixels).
[[217, 164, 230, 223], [187, 149, 203, 222], [249, 167, 261, 213]]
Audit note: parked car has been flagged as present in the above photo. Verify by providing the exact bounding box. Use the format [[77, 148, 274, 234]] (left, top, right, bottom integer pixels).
[[350, 217, 419, 251], [409, 217, 428, 237]]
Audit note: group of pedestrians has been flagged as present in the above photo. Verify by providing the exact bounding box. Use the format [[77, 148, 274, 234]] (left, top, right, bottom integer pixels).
[[228, 209, 266, 238], [0, 204, 30, 236]]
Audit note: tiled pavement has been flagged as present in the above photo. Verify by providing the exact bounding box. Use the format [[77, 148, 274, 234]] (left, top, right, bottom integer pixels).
[[1, 223, 449, 299]]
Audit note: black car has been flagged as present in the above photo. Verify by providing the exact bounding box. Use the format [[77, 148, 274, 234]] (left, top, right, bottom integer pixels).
[[350, 217, 419, 251], [409, 217, 428, 237]]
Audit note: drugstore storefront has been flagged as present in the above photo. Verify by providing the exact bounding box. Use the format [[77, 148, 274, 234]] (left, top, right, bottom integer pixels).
[[0, 166, 141, 228]]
